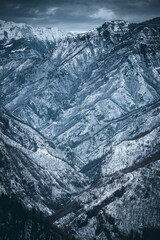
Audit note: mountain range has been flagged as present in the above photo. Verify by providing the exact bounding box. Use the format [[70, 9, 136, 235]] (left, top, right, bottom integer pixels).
[[0, 17, 160, 240]]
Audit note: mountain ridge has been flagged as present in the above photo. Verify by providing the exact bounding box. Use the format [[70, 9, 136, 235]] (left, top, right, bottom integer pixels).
[[0, 17, 160, 240]]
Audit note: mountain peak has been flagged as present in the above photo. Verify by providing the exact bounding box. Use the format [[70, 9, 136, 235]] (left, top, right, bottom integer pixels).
[[0, 19, 66, 43]]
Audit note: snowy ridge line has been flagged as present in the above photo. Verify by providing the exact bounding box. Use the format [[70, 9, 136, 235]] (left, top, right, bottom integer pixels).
[[0, 19, 67, 43], [85, 114, 160, 162], [59, 45, 88, 66], [1, 109, 46, 139], [11, 47, 26, 53], [0, 112, 90, 196], [51, 152, 160, 224], [41, 121, 58, 132], [0, 108, 86, 170], [52, 99, 160, 141], [93, 150, 160, 191]]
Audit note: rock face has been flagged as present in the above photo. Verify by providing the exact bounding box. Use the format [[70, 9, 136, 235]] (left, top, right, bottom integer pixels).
[[0, 17, 160, 240]]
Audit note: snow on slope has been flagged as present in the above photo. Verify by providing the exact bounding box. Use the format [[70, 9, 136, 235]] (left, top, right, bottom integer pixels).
[[0, 20, 66, 43], [0, 109, 89, 214], [56, 158, 160, 240], [0, 17, 160, 240]]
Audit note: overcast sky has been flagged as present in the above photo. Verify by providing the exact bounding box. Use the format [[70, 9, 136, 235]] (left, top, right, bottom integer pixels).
[[0, 0, 160, 32]]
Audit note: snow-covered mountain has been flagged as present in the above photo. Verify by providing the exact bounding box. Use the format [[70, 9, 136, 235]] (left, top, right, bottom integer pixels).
[[0, 17, 160, 240], [1, 18, 160, 165], [0, 19, 67, 68], [54, 108, 160, 239], [0, 19, 66, 43], [0, 108, 89, 214]]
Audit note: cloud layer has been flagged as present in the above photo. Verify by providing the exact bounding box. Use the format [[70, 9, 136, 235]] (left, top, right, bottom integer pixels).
[[0, 0, 160, 32]]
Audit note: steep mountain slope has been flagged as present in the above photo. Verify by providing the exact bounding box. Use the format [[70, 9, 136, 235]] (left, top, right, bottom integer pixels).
[[51, 101, 160, 240], [0, 194, 74, 240], [55, 156, 160, 240], [0, 17, 160, 240], [0, 20, 66, 67], [0, 20, 67, 109], [0, 108, 89, 214], [0, 18, 160, 168]]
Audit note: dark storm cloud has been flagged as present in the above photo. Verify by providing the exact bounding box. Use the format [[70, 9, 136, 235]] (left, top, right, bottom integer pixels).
[[0, 0, 160, 32]]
